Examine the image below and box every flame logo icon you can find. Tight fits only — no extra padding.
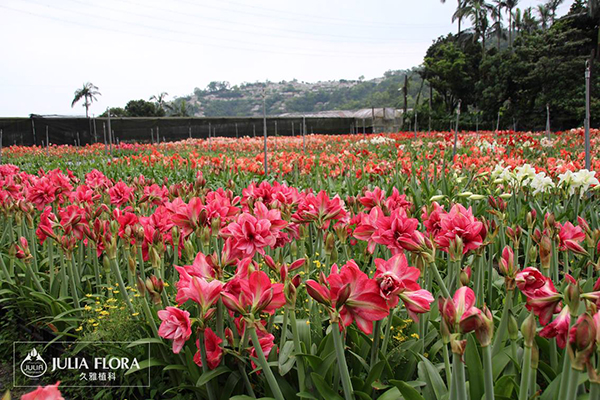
[20,348,47,378]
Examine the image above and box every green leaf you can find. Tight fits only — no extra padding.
[126,337,165,348]
[125,358,165,375]
[494,375,517,398]
[465,334,484,400]
[310,372,343,400]
[417,354,447,400]
[163,365,188,371]
[378,387,402,400]
[196,366,231,387]
[296,392,318,399]
[362,360,385,392]
[390,380,425,400]
[278,341,296,376]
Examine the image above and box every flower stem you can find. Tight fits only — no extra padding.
[590,382,600,400]
[557,350,572,400]
[199,329,217,400]
[249,326,284,400]
[482,345,495,400]
[492,291,513,355]
[429,261,450,298]
[331,324,354,400]
[370,319,382,368]
[288,306,306,393]
[518,345,532,400]
[565,368,579,400]
[279,306,288,352]
[443,343,452,389]
[451,351,467,400]
[381,307,395,355]
[110,257,135,314]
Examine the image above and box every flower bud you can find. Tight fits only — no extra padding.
[540,235,552,270]
[324,232,335,257]
[508,312,519,341]
[521,313,537,348]
[460,266,471,287]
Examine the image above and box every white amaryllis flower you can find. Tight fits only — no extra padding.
[514,163,537,185]
[559,169,599,197]
[530,172,555,195]
[491,165,515,184]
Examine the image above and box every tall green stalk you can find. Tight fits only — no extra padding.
[288,306,306,393]
[482,345,495,400]
[518,344,532,400]
[492,292,513,355]
[332,325,354,400]
[198,329,217,400]
[429,261,450,298]
[249,326,284,400]
[450,352,467,400]
[381,307,395,355]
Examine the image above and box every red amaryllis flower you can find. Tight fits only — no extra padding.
[108,181,134,207]
[36,206,58,244]
[293,190,348,229]
[58,205,88,240]
[221,270,285,317]
[26,177,57,210]
[422,201,445,237]
[540,305,571,348]
[171,197,206,238]
[353,207,384,254]
[193,327,223,370]
[558,221,587,254]
[516,267,562,325]
[569,313,597,369]
[158,306,192,354]
[439,286,482,334]
[371,208,419,255]
[21,382,64,400]
[435,204,485,255]
[373,253,433,320]
[306,260,389,334]
[220,213,278,257]
[175,276,223,321]
[175,251,217,284]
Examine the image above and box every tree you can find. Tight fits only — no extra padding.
[504,0,520,46]
[150,92,169,111]
[441,0,466,35]
[125,99,165,117]
[166,100,192,117]
[537,4,551,29]
[71,82,101,118]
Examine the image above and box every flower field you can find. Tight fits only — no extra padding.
[2,128,600,399]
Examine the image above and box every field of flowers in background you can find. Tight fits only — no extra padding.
[1,128,600,399]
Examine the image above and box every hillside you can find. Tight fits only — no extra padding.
[174,69,429,117]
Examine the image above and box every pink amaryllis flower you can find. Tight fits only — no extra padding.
[171,197,206,238]
[516,267,562,325]
[558,221,587,254]
[193,327,223,370]
[373,253,433,320]
[306,260,389,334]
[540,305,571,348]
[439,286,482,334]
[175,275,223,322]
[221,270,286,317]
[371,208,419,255]
[108,181,134,207]
[158,306,192,354]
[21,382,64,400]
[435,204,486,256]
[220,213,279,257]
[293,190,348,229]
[353,207,384,254]
[422,201,445,238]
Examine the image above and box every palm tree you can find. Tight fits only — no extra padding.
[71,82,101,118]
[462,0,493,52]
[545,0,565,24]
[522,7,539,34]
[441,0,466,35]
[166,100,192,117]
[537,4,551,29]
[503,0,519,47]
[512,8,522,37]
[150,92,169,111]
[490,0,504,50]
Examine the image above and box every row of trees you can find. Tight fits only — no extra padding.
[417,0,599,130]
[71,86,193,118]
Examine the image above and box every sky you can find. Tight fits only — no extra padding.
[0,0,572,117]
